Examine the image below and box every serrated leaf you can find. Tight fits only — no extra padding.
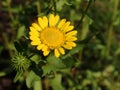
[26,70,41,88]
[42,56,66,76]
[42,64,53,76]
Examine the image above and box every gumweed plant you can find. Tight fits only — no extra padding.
[11,13,79,89]
[10,0,94,89]
[1,0,120,90]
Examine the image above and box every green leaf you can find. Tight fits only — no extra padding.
[30,54,40,64]
[47,56,66,69]
[17,25,25,39]
[80,15,93,40]
[50,74,65,90]
[26,70,41,88]
[56,0,72,11]
[42,56,66,76]
[14,70,23,83]
[42,64,53,76]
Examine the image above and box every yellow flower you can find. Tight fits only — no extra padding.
[29,14,77,57]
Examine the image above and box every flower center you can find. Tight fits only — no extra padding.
[40,27,64,49]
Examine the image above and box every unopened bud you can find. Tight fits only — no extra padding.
[12,53,31,71]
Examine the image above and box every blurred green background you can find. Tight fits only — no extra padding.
[0,0,120,90]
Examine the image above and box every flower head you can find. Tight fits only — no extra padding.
[29,14,77,57]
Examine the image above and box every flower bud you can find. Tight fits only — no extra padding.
[12,53,31,71]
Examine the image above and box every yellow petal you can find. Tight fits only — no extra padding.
[54,49,60,57]
[66,31,77,37]
[61,21,70,31]
[49,14,54,26]
[42,45,48,51]
[29,29,37,33]
[37,44,44,50]
[66,42,76,47]
[38,16,48,29]
[58,47,65,55]
[43,50,50,56]
[29,36,39,40]
[53,15,59,25]
[66,37,77,41]
[49,14,59,26]
[31,40,40,45]
[62,21,70,30]
[29,31,38,36]
[63,44,72,49]
[29,27,39,36]
[32,23,42,31]
[64,26,74,32]
[43,16,48,27]
[49,14,54,21]
[58,19,66,29]
[29,26,37,32]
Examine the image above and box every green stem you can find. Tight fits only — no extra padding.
[106,0,119,58]
[37,0,41,16]
[6,0,14,22]
[75,0,92,29]
[33,80,42,90]
[44,77,50,90]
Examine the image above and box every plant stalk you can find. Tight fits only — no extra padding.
[37,0,41,16]
[106,0,119,58]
